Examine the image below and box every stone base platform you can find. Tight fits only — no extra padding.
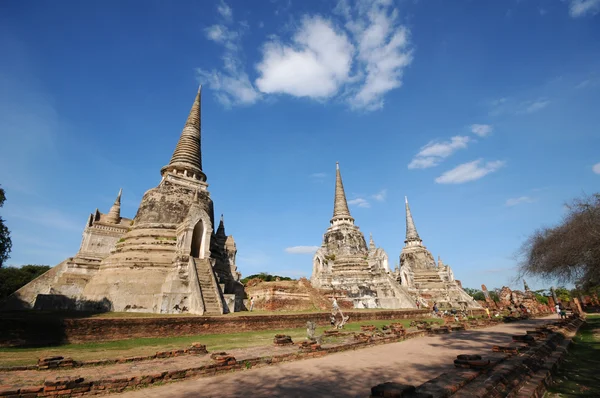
[0,309,431,347]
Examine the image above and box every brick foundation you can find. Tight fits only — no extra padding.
[0,309,430,347]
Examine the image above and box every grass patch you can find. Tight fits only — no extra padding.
[545,315,600,397]
[0,318,440,367]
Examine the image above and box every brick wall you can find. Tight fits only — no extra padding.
[1,309,430,346]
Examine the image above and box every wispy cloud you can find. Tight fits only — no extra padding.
[470,124,493,137]
[196,1,260,107]
[284,246,320,254]
[489,97,550,116]
[217,0,233,21]
[568,0,600,17]
[310,172,327,179]
[408,136,471,169]
[592,162,600,174]
[518,98,550,114]
[202,0,413,111]
[348,197,370,208]
[505,196,536,207]
[371,189,387,202]
[435,159,505,184]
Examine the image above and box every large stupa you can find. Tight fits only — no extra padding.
[5,88,245,315]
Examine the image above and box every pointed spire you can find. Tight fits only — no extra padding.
[523,279,530,291]
[216,213,226,236]
[404,196,422,245]
[161,86,206,181]
[331,162,354,224]
[369,233,376,251]
[106,188,122,224]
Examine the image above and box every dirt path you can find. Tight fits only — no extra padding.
[108,316,555,398]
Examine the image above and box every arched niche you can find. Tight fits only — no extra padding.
[190,219,205,258]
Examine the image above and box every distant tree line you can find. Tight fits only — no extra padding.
[463,287,500,302]
[0,265,50,301]
[241,272,294,285]
[0,185,12,267]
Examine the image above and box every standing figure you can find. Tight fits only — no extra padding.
[249,296,255,312]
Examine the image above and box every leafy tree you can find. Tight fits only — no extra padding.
[489,291,500,302]
[0,265,50,300]
[464,287,485,301]
[554,287,572,303]
[240,272,294,285]
[519,193,600,291]
[0,185,12,267]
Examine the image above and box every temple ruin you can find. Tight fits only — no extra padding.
[392,197,481,310]
[311,163,416,309]
[5,87,245,315]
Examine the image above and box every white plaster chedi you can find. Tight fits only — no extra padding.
[4,87,245,315]
[393,197,481,310]
[311,163,417,309]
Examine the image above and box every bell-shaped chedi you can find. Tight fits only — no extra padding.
[5,87,245,315]
[311,163,416,309]
[394,197,481,310]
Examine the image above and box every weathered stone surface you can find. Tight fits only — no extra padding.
[2,88,245,316]
[311,163,416,309]
[392,198,482,311]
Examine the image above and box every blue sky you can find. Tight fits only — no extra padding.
[1,0,599,292]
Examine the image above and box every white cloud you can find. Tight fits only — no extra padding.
[435,159,505,184]
[408,136,471,169]
[285,246,320,254]
[505,196,536,207]
[204,0,413,111]
[568,0,600,17]
[348,197,370,208]
[255,16,354,98]
[217,0,233,21]
[519,98,550,114]
[470,124,493,137]
[371,189,387,202]
[197,8,260,106]
[593,162,600,174]
[339,0,413,110]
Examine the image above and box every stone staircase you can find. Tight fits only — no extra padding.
[412,270,446,289]
[192,257,222,315]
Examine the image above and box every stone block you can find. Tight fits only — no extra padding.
[370,382,418,397]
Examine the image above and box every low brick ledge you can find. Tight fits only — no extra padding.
[512,316,586,398]
[0,345,208,372]
[369,314,583,398]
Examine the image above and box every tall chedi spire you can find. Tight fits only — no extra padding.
[216,214,226,237]
[105,188,122,224]
[160,86,206,183]
[331,162,354,225]
[404,196,422,246]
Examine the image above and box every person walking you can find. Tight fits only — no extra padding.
[485,307,491,319]
[555,303,560,318]
[249,296,255,312]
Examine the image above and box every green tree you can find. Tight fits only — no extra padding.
[464,287,485,301]
[519,193,600,290]
[240,272,294,285]
[0,265,50,300]
[0,185,12,267]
